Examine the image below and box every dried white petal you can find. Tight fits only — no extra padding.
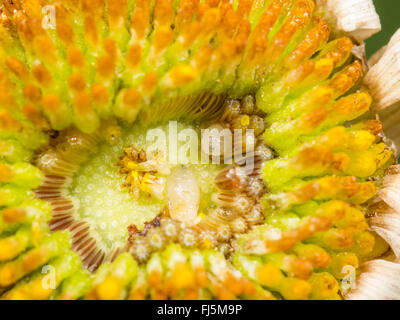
[365,29,400,110]
[369,166,400,259]
[369,203,400,259]
[346,260,400,300]
[369,45,388,67]
[378,103,400,149]
[352,43,368,71]
[321,0,381,41]
[377,165,400,211]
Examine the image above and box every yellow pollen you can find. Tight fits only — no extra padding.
[127,162,137,170]
[203,238,212,249]
[241,115,250,127]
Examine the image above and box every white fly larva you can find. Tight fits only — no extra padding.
[166,166,201,226]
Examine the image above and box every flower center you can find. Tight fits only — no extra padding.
[72,120,225,245]
[35,95,270,271]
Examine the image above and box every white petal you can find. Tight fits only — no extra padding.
[377,165,400,211]
[369,203,400,259]
[365,29,400,110]
[322,0,381,41]
[378,104,400,147]
[369,45,387,67]
[346,260,400,300]
[370,166,400,259]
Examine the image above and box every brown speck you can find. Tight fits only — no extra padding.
[128,215,162,242]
